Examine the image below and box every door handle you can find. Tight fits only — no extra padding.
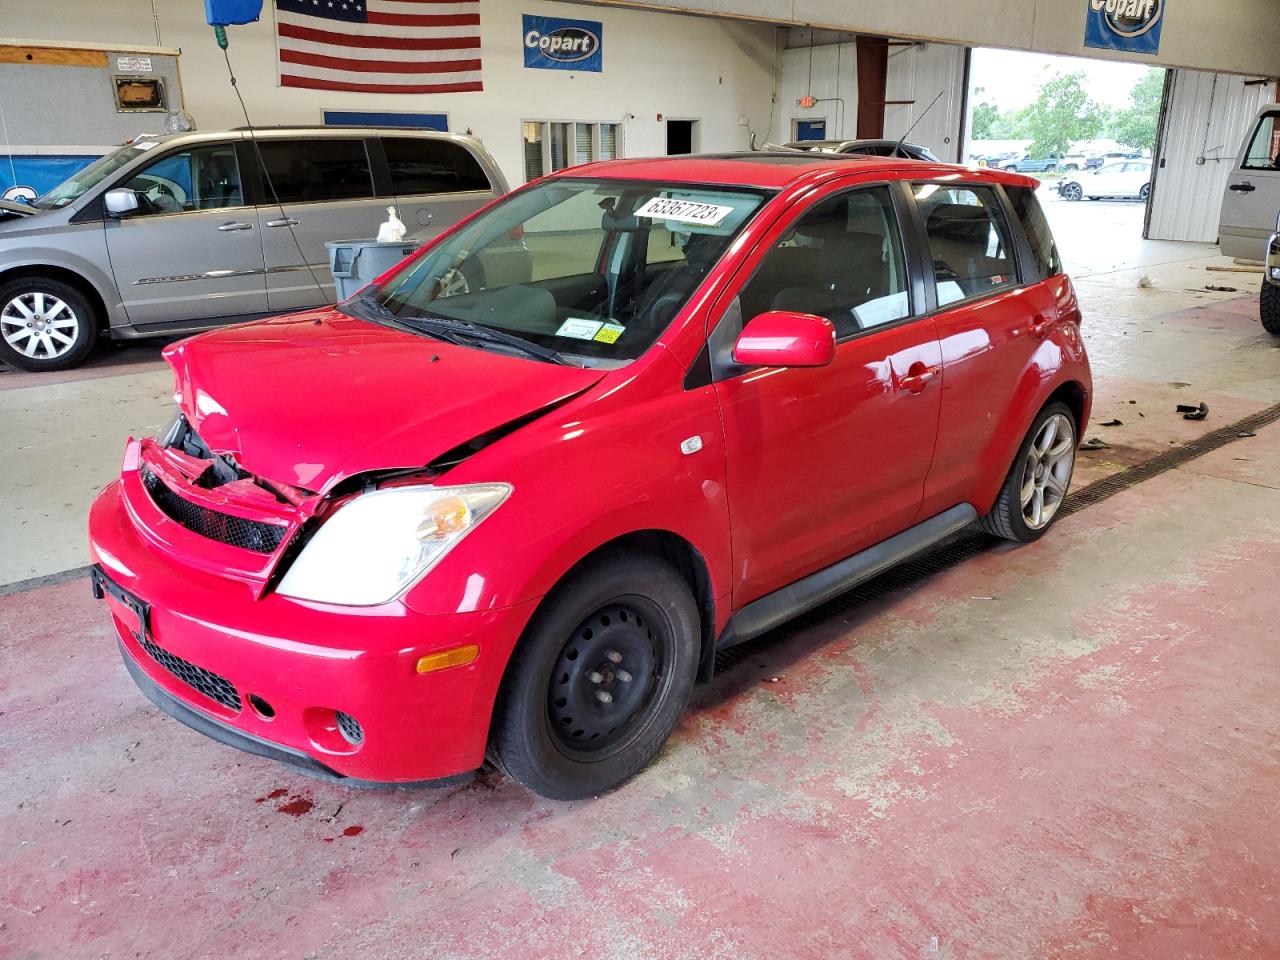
[266,217,300,227]
[1229,182,1256,193]
[217,221,253,232]
[899,363,939,393]
[1028,315,1055,339]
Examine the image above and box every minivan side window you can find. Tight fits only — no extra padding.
[737,186,911,338]
[118,144,244,214]
[255,139,375,203]
[383,137,491,195]
[916,184,1016,308]
[1243,113,1280,171]
[1005,185,1062,279]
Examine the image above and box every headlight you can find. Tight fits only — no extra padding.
[277,483,511,606]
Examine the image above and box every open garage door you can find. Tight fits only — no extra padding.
[1146,70,1278,243]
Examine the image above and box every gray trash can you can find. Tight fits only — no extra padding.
[325,239,419,301]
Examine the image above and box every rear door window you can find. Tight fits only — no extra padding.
[915,184,1017,307]
[1004,185,1062,279]
[382,137,492,196]
[255,139,375,203]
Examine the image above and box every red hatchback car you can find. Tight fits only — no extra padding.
[89,154,1090,799]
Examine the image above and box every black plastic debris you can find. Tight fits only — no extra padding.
[1079,437,1111,451]
[1100,418,1123,427]
[1177,402,1209,421]
[1205,284,1239,293]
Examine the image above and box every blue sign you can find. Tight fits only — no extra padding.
[523,14,602,73]
[1084,0,1165,56]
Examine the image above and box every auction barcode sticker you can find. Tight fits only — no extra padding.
[634,197,733,227]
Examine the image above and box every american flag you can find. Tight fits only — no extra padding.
[274,0,482,95]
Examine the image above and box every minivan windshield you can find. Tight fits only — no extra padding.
[36,142,158,209]
[361,178,771,365]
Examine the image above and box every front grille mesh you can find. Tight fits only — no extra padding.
[135,631,242,712]
[142,468,286,554]
[336,711,364,745]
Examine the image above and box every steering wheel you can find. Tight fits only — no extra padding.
[142,182,180,213]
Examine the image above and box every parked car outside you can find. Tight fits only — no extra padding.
[1219,105,1280,261]
[1002,153,1087,173]
[88,153,1091,799]
[1057,160,1152,201]
[782,139,940,162]
[0,127,511,371]
[1084,151,1141,171]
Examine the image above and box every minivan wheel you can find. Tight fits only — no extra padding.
[490,552,699,800]
[0,277,97,371]
[1261,281,1280,336]
[980,402,1077,543]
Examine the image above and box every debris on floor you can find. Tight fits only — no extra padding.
[1204,284,1239,293]
[1137,275,1154,288]
[1177,402,1210,421]
[1079,437,1112,451]
[1100,418,1123,427]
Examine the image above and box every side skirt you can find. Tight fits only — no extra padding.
[714,503,978,654]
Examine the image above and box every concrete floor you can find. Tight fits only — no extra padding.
[3,197,1280,958]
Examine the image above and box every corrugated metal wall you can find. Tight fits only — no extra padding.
[884,43,969,163]
[777,41,857,142]
[1147,70,1278,243]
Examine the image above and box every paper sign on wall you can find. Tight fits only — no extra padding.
[116,55,153,72]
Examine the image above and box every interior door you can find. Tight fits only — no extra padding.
[1220,109,1280,259]
[104,142,266,326]
[252,137,387,312]
[712,183,942,606]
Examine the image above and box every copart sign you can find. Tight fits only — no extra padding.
[523,14,603,73]
[1084,0,1165,55]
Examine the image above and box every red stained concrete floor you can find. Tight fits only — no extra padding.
[3,422,1279,959]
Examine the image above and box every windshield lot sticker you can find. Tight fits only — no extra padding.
[556,318,604,340]
[635,197,733,227]
[593,323,625,344]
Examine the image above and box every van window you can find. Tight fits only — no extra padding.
[119,144,244,214]
[255,139,374,203]
[1004,185,1061,279]
[1243,113,1280,171]
[738,186,911,338]
[382,137,491,195]
[916,184,1016,307]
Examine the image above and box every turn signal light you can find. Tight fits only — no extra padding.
[416,644,480,674]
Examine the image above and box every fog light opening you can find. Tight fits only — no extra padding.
[335,710,364,746]
[248,694,275,720]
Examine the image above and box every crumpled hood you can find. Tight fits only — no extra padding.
[164,308,604,492]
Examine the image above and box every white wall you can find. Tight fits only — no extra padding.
[589,0,1280,77]
[1147,70,1278,243]
[776,40,855,141]
[884,41,968,163]
[0,0,779,187]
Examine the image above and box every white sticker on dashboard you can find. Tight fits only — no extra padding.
[634,197,734,227]
[555,317,604,340]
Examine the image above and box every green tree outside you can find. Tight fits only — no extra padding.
[1108,68,1165,152]
[1026,71,1104,156]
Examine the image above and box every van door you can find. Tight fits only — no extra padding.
[1219,108,1280,260]
[103,142,267,327]
[253,137,388,311]
[381,135,499,244]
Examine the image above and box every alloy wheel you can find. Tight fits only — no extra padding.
[1020,413,1075,530]
[1062,183,1083,201]
[547,599,668,761]
[1,291,80,360]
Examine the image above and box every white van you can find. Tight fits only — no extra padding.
[1219,106,1280,261]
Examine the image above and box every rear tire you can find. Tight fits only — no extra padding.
[980,402,1077,544]
[0,276,98,372]
[1261,282,1280,336]
[489,552,700,800]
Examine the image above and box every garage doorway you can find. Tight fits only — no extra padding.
[666,119,698,155]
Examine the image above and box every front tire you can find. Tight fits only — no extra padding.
[1061,182,1083,201]
[0,276,97,371]
[490,552,700,800]
[1261,281,1280,336]
[980,402,1077,543]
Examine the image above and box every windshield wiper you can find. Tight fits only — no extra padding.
[403,313,578,367]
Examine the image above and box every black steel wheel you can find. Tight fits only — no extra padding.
[490,552,699,800]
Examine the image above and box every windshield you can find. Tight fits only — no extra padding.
[36,142,158,209]
[364,178,771,365]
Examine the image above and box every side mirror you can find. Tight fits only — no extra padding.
[733,311,836,368]
[104,188,139,218]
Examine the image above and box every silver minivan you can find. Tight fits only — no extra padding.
[1219,106,1280,262]
[0,127,509,371]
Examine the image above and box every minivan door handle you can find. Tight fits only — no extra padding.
[266,217,300,227]
[217,221,254,232]
[1229,182,1256,193]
